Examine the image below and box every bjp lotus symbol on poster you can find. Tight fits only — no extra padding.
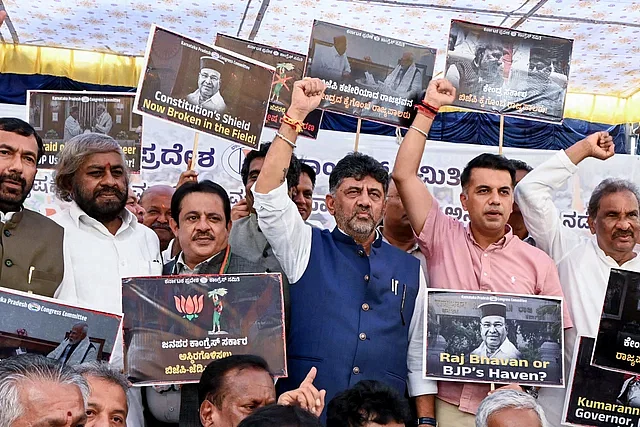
[174,295,204,321]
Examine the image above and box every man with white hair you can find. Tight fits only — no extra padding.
[76,361,130,427]
[0,354,89,427]
[475,389,548,427]
[52,132,162,427]
[47,322,97,365]
[92,104,113,135]
[186,56,227,113]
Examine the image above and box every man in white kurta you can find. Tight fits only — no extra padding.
[185,55,227,114]
[52,133,162,427]
[63,107,82,141]
[92,104,113,135]
[515,131,640,425]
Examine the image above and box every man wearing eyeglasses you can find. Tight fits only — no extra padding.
[186,56,227,114]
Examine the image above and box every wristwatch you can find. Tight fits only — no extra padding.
[416,417,437,426]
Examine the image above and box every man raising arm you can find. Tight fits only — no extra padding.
[393,79,571,426]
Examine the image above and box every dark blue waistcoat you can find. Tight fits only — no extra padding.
[276,227,420,414]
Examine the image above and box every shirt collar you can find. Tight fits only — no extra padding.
[175,248,225,274]
[591,237,640,267]
[69,201,136,233]
[0,208,20,223]
[465,223,514,250]
[378,226,420,253]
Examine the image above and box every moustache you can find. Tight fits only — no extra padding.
[0,172,27,189]
[613,230,634,239]
[192,231,215,241]
[151,221,172,231]
[94,186,125,199]
[351,208,373,220]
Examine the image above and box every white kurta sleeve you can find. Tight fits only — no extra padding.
[514,150,583,263]
[407,267,438,396]
[253,181,312,283]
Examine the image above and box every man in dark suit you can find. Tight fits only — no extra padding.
[145,180,266,426]
[0,118,65,295]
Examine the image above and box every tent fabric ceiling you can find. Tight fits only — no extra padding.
[2,0,640,99]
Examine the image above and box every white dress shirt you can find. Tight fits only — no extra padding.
[52,202,161,427]
[253,181,436,396]
[312,48,351,81]
[515,150,640,425]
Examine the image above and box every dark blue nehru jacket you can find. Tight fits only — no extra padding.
[276,227,420,415]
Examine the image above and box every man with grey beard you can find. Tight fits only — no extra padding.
[52,132,161,427]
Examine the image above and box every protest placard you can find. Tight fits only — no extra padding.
[563,336,640,426]
[134,26,275,149]
[445,20,573,123]
[215,34,323,139]
[122,273,285,385]
[592,269,640,376]
[304,20,436,128]
[424,289,564,387]
[0,287,122,364]
[26,91,142,170]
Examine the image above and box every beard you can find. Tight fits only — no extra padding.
[73,180,127,223]
[0,172,31,213]
[335,203,380,242]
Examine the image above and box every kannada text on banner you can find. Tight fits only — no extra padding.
[122,273,285,386]
[27,91,143,171]
[592,269,640,375]
[305,20,436,128]
[0,287,122,364]
[564,336,640,427]
[134,26,275,149]
[215,34,323,139]
[425,289,564,387]
[445,20,573,123]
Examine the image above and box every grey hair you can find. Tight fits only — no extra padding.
[75,361,129,407]
[475,390,548,427]
[0,355,90,426]
[587,178,640,218]
[53,133,128,202]
[74,322,89,334]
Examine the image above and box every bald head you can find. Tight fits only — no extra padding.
[140,185,175,250]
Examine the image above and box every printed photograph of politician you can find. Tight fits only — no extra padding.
[215,34,323,139]
[0,287,122,365]
[305,20,436,128]
[445,20,572,122]
[27,91,143,170]
[563,337,640,426]
[592,269,640,375]
[425,290,564,387]
[135,26,274,148]
[122,274,286,385]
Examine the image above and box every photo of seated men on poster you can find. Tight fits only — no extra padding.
[304,20,436,128]
[134,25,275,149]
[122,273,285,385]
[563,336,640,426]
[27,91,143,170]
[425,290,564,387]
[215,34,323,139]
[445,20,573,123]
[592,269,640,375]
[0,287,122,365]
